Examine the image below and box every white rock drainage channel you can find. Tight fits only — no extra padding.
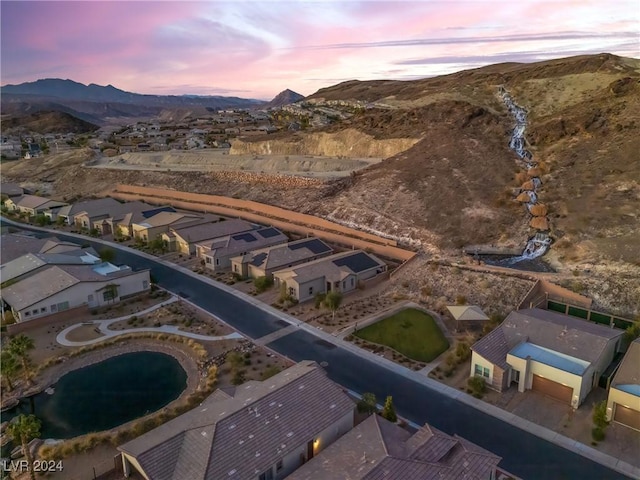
[499,87,552,263]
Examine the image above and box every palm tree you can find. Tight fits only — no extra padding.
[6,414,41,480]
[1,351,20,391]
[8,334,35,383]
[324,291,343,321]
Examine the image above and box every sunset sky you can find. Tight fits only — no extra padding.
[1,1,637,99]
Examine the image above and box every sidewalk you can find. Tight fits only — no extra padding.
[5,218,638,480]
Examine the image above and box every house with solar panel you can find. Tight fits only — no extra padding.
[272,250,387,303]
[117,361,355,480]
[470,309,624,408]
[167,218,254,255]
[197,226,289,271]
[230,237,333,280]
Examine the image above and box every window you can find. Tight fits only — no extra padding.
[57,301,70,311]
[50,304,57,312]
[276,459,283,472]
[40,307,46,313]
[143,280,149,289]
[103,289,116,302]
[25,311,31,317]
[351,278,354,287]
[206,257,211,264]
[289,287,295,296]
[308,286,313,296]
[474,364,483,376]
[88,294,94,303]
[32,309,39,316]
[215,258,219,265]
[259,469,273,480]
[483,367,490,378]
[342,281,346,289]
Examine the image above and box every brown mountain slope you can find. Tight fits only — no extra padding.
[1,110,100,134]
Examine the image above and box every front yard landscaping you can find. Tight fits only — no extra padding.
[354,308,449,362]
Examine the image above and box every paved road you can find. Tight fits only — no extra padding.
[8,226,633,480]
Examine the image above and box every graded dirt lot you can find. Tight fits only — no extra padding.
[88,149,382,178]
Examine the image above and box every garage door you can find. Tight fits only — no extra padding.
[613,404,640,431]
[531,375,573,404]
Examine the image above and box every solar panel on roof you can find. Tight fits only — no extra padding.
[256,227,281,239]
[232,232,257,242]
[141,206,176,218]
[250,252,268,267]
[289,238,331,255]
[332,252,380,273]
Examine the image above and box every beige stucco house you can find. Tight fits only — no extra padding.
[167,218,252,255]
[470,309,624,408]
[118,361,355,480]
[273,250,387,303]
[606,338,640,431]
[131,212,206,243]
[231,237,333,279]
[195,225,286,270]
[5,194,67,216]
[1,262,150,322]
[56,197,122,226]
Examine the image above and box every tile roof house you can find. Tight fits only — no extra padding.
[0,250,101,284]
[470,309,624,408]
[168,218,254,255]
[273,250,387,302]
[606,338,640,431]
[131,212,209,243]
[5,194,67,216]
[118,361,355,480]
[197,226,289,271]
[287,414,505,480]
[102,203,173,237]
[231,238,333,280]
[1,261,150,323]
[56,197,123,226]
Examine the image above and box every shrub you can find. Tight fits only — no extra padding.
[455,342,471,361]
[592,400,609,429]
[467,376,486,397]
[591,427,605,442]
[253,276,274,293]
[357,392,378,415]
[455,295,467,305]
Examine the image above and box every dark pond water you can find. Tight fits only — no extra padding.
[3,351,187,440]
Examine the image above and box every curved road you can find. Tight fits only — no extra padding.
[4,222,633,480]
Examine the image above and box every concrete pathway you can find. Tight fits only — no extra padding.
[56,296,243,347]
[6,218,638,479]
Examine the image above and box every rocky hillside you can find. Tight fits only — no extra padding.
[1,111,100,134]
[2,54,639,314]
[263,89,305,109]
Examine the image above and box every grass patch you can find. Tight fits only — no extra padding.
[354,308,449,362]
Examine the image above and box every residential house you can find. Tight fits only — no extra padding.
[5,195,67,217]
[104,204,174,237]
[1,182,24,198]
[0,233,88,264]
[198,227,288,271]
[1,250,100,284]
[273,250,387,303]
[287,414,505,480]
[56,198,123,226]
[169,218,254,255]
[1,262,150,322]
[118,361,355,480]
[231,238,333,280]
[131,212,208,243]
[606,338,640,431]
[470,309,624,408]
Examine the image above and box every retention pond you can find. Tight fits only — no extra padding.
[4,351,187,440]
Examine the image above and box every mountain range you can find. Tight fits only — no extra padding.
[0,79,303,125]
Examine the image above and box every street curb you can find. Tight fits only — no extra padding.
[3,218,638,479]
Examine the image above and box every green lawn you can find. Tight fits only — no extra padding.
[354,308,449,362]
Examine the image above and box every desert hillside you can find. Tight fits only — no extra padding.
[2,54,639,314]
